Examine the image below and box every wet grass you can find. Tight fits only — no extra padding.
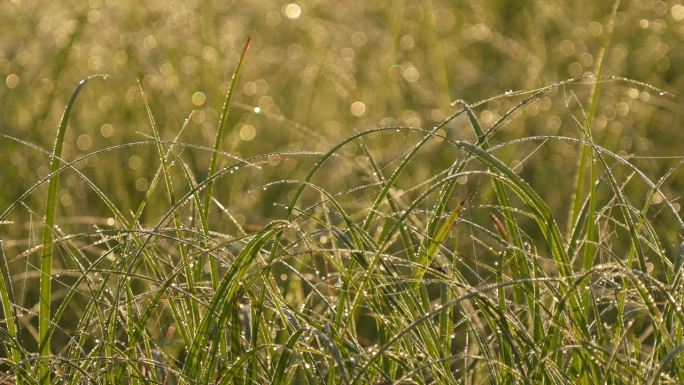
[2,1,684,384]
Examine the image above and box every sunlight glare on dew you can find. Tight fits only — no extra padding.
[283,3,301,19]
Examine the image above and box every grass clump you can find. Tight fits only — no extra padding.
[1,71,683,384]
[2,1,684,384]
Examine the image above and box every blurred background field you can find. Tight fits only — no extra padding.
[3,0,684,382]
[2,0,684,224]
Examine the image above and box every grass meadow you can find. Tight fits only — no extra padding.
[2,0,684,383]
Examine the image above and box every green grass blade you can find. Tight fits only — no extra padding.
[38,74,106,384]
[0,240,22,373]
[201,37,252,287]
[271,329,305,385]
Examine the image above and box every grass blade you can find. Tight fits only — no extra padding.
[38,74,106,384]
[201,37,252,287]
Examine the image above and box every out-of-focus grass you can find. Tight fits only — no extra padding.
[1,0,684,384]
[2,0,684,220]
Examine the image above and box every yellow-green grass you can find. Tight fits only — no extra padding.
[1,1,684,384]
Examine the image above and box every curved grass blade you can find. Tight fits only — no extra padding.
[38,74,106,384]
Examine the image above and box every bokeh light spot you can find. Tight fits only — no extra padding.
[672,4,684,21]
[5,74,19,88]
[128,155,143,170]
[284,3,301,19]
[239,124,257,141]
[100,123,114,138]
[76,134,92,151]
[350,101,366,117]
[192,91,206,106]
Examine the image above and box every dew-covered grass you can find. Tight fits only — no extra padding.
[2,1,684,384]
